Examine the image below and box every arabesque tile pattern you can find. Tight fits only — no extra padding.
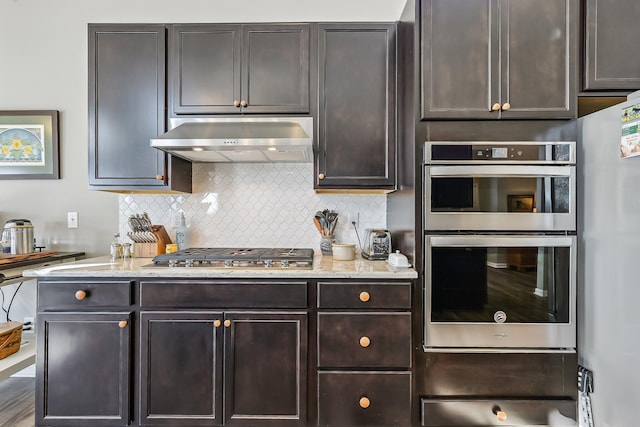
[119,163,386,252]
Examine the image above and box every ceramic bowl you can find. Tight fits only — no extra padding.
[332,243,356,261]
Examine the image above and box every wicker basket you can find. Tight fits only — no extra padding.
[0,321,23,360]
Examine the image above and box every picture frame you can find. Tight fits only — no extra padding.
[507,194,535,212]
[0,110,59,179]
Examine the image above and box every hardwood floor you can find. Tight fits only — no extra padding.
[0,377,35,427]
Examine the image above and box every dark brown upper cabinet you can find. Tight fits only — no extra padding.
[88,24,191,192]
[316,23,397,192]
[583,0,640,91]
[421,0,577,120]
[169,23,310,115]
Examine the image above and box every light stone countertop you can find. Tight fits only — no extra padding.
[23,254,417,280]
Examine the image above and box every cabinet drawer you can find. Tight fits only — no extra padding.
[421,398,577,426]
[140,281,307,308]
[318,312,411,368]
[38,280,133,309]
[317,282,411,309]
[318,371,411,427]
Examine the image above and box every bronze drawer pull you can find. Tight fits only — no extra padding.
[224,319,231,327]
[359,336,371,348]
[74,290,87,301]
[359,396,370,409]
[501,102,511,111]
[491,102,501,111]
[214,320,222,328]
[359,291,370,302]
[118,320,128,329]
[492,405,507,421]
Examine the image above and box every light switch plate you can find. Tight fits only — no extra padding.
[67,212,78,228]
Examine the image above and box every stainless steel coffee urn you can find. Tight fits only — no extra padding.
[2,219,35,255]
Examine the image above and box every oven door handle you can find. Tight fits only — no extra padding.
[427,165,574,177]
[427,234,577,247]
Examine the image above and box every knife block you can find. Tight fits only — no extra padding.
[133,225,172,258]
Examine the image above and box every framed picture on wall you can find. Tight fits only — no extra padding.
[0,110,59,179]
[507,194,535,212]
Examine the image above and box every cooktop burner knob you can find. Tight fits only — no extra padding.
[281,259,290,268]
[224,259,233,267]
[185,259,194,268]
[264,259,273,268]
[168,259,178,268]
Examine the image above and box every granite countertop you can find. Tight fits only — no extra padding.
[23,254,417,279]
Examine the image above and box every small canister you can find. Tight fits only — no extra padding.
[3,219,34,255]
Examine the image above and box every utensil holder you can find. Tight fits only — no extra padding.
[320,234,335,256]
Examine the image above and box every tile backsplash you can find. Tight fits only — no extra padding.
[119,163,386,252]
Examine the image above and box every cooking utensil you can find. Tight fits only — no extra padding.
[313,217,324,235]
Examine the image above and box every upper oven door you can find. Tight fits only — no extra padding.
[424,164,576,231]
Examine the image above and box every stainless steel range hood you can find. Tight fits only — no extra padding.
[151,117,313,163]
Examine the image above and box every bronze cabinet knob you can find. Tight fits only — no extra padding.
[240,100,248,108]
[224,319,231,327]
[155,174,164,181]
[359,336,371,348]
[359,291,370,302]
[214,320,222,328]
[318,173,325,180]
[359,397,370,409]
[491,103,501,111]
[233,100,241,108]
[75,290,87,301]
[501,102,511,111]
[492,405,508,421]
[118,320,128,329]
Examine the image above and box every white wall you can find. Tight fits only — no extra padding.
[0,0,406,326]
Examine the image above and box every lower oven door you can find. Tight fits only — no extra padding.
[424,234,576,351]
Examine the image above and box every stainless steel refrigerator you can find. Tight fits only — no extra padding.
[578,90,640,426]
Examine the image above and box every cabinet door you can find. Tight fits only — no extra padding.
[170,24,310,115]
[242,24,310,113]
[224,312,307,427]
[170,24,241,114]
[421,0,499,120]
[317,23,396,190]
[139,311,223,426]
[88,25,190,192]
[584,0,640,91]
[500,0,576,119]
[36,312,131,426]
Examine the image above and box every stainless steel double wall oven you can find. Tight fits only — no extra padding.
[423,141,577,350]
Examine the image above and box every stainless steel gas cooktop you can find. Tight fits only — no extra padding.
[146,247,315,269]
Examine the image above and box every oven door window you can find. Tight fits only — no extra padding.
[429,242,572,324]
[427,167,572,214]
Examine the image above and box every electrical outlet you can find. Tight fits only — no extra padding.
[67,212,78,228]
[348,212,360,228]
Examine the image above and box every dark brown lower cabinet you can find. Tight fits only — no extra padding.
[318,371,412,427]
[36,312,132,427]
[421,398,577,426]
[140,311,307,427]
